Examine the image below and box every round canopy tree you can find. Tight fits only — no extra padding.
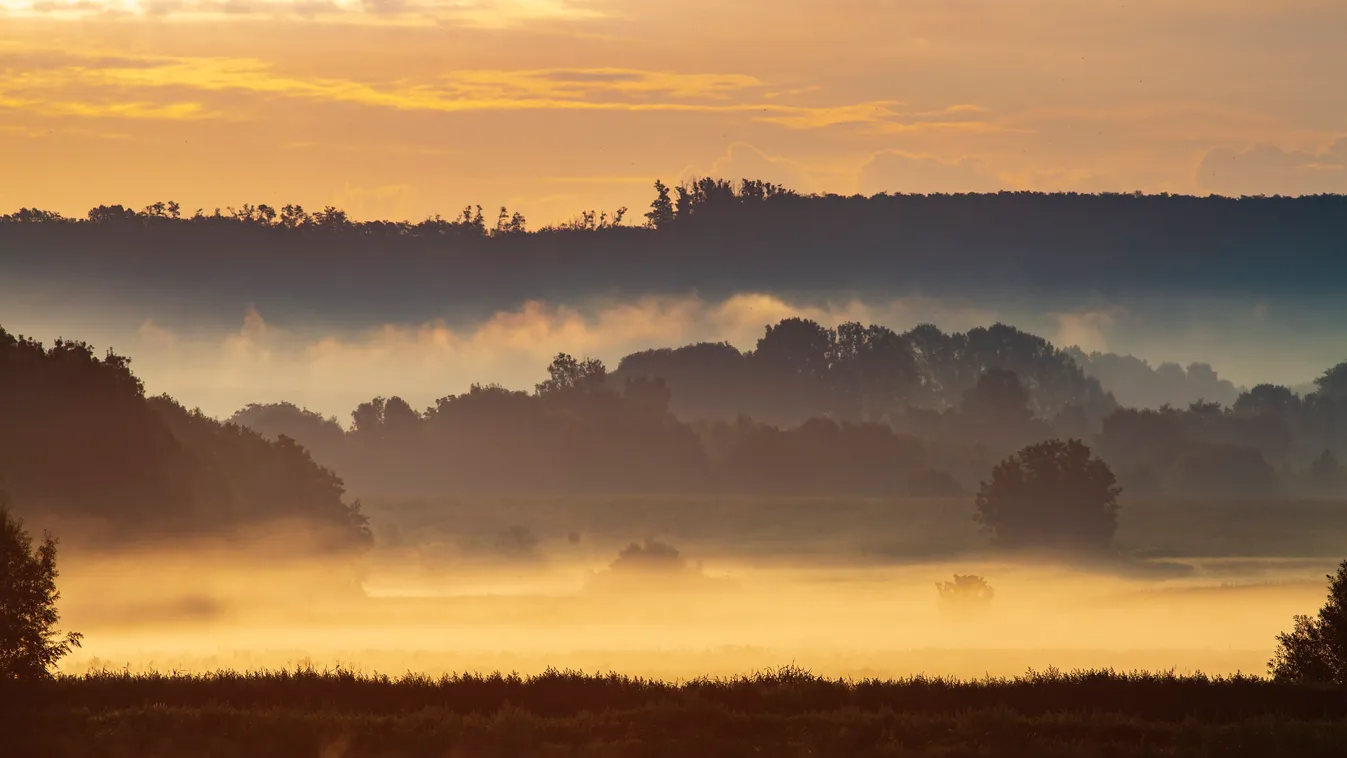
[974,438,1121,550]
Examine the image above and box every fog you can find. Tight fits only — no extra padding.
[52,508,1333,681]
[5,291,1344,419]
[9,275,1347,684]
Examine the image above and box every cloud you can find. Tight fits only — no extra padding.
[857,151,1003,195]
[0,93,213,120]
[1050,309,1121,354]
[331,183,414,220]
[359,0,404,14]
[685,142,814,191]
[1196,139,1347,196]
[6,0,602,24]
[0,48,908,129]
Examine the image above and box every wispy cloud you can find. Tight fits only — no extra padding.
[3,0,603,25]
[0,93,212,120]
[0,47,957,131]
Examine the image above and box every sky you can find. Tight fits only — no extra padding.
[3,0,1346,224]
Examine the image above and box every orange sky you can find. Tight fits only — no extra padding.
[2,0,1344,223]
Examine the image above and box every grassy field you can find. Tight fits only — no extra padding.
[11,667,1347,757]
[50,493,1347,685]
[34,493,1347,755]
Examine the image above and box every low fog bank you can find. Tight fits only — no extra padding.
[51,513,1338,681]
[4,291,1341,419]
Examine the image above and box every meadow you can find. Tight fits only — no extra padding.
[49,493,1347,684]
[26,494,1347,756]
[11,667,1347,757]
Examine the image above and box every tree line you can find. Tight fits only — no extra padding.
[230,319,1347,500]
[3,314,1345,543]
[5,179,1346,328]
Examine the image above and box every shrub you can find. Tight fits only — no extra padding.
[936,574,994,616]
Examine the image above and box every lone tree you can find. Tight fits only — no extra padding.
[1269,560,1347,683]
[974,438,1121,550]
[936,574,994,617]
[0,490,82,679]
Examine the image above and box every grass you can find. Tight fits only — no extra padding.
[10,667,1347,756]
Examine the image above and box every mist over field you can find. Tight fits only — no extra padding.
[8,192,1347,693]
[48,501,1338,682]
[6,0,1347,751]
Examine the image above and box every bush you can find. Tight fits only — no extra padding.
[609,539,688,575]
[0,491,82,680]
[935,574,994,616]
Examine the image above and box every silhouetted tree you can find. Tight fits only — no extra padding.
[1069,349,1241,410]
[975,439,1121,550]
[228,402,346,469]
[0,325,373,547]
[1310,449,1343,492]
[0,491,82,680]
[1270,560,1347,683]
[645,180,675,229]
[753,318,833,381]
[1234,384,1302,417]
[1314,362,1347,401]
[830,322,920,421]
[962,368,1033,423]
[536,354,607,396]
[622,376,674,417]
[609,539,687,575]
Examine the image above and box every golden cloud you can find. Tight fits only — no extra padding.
[2,0,603,26]
[0,47,939,131]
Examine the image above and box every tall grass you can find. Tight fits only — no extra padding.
[10,665,1347,721]
[9,667,1347,757]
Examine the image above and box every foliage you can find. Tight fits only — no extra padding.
[10,667,1347,757]
[0,329,369,546]
[1269,560,1347,684]
[615,321,1113,427]
[536,353,608,396]
[0,493,81,680]
[1068,348,1241,410]
[935,574,994,613]
[975,439,1121,550]
[608,539,688,575]
[221,315,1347,501]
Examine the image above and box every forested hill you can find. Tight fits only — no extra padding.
[3,182,1345,324]
[0,328,371,549]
